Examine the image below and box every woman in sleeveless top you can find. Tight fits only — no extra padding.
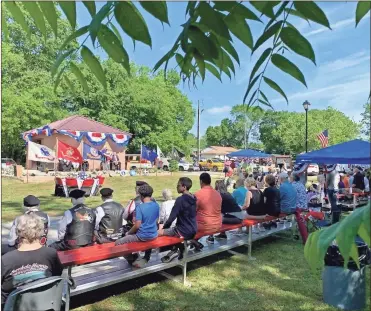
[242,178,268,219]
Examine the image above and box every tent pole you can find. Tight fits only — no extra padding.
[26,144,29,184]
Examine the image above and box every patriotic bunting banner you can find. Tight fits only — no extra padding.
[57,130,84,142]
[22,126,52,143]
[108,133,130,147]
[85,132,107,146]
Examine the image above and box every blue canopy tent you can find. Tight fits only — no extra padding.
[227,149,272,158]
[295,139,370,164]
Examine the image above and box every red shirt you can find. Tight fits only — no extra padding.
[195,186,222,232]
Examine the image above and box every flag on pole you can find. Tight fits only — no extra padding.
[141,145,158,162]
[28,141,55,163]
[57,140,83,163]
[82,143,102,160]
[170,147,185,160]
[157,145,165,159]
[316,129,329,148]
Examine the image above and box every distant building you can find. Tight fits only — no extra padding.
[201,146,238,160]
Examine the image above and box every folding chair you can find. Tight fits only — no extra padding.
[3,276,71,311]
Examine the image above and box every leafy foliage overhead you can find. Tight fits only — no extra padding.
[3,1,369,108]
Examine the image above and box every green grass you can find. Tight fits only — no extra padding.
[72,235,370,311]
[2,175,369,311]
[1,174,205,222]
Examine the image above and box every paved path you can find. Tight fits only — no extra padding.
[2,216,62,246]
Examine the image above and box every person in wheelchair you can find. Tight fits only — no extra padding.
[1,214,63,307]
[3,195,49,255]
[94,188,125,243]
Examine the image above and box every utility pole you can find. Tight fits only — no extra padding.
[197,100,201,162]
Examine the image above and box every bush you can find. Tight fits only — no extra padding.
[169,160,179,172]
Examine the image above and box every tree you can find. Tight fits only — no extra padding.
[360,102,370,139]
[259,107,360,154]
[4,1,369,109]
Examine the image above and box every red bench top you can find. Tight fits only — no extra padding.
[58,217,282,266]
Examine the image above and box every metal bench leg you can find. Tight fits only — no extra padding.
[247,226,256,261]
[182,241,191,287]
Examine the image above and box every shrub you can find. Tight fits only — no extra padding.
[169,160,179,172]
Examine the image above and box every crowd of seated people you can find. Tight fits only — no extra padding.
[2,169,321,305]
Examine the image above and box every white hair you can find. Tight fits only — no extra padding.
[23,205,40,212]
[162,189,172,201]
[17,214,45,243]
[71,197,85,206]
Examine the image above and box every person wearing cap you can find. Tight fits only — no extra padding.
[325,164,341,224]
[278,172,297,214]
[3,195,50,255]
[49,189,96,250]
[94,188,125,244]
[122,181,149,227]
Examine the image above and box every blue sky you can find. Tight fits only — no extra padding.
[76,2,370,136]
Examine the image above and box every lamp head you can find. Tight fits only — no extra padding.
[303,100,311,111]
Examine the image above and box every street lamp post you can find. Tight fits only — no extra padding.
[303,100,311,153]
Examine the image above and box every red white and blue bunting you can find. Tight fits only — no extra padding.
[85,132,107,146]
[22,127,131,148]
[108,133,130,147]
[56,130,84,142]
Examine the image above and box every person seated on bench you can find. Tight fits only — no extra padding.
[242,178,268,219]
[232,178,248,209]
[291,173,308,210]
[122,181,148,227]
[193,173,222,247]
[159,189,176,229]
[3,195,50,255]
[263,174,281,217]
[159,177,197,263]
[279,172,297,215]
[115,184,160,268]
[94,188,125,244]
[49,189,96,251]
[1,214,63,308]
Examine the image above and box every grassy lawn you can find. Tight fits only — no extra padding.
[2,174,369,311]
[1,174,208,222]
[71,234,370,311]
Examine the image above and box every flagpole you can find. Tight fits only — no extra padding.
[26,143,29,184]
[55,137,59,174]
[140,142,142,176]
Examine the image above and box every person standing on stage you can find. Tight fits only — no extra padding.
[49,189,96,251]
[3,195,50,255]
[94,188,125,243]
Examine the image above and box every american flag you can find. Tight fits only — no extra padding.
[317,129,329,148]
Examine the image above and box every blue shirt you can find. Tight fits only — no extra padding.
[279,181,297,214]
[232,186,248,207]
[292,181,307,209]
[135,201,160,240]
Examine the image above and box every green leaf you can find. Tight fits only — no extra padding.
[316,222,341,271]
[304,230,321,271]
[114,2,152,47]
[64,75,76,94]
[280,26,316,64]
[213,35,240,65]
[362,204,370,236]
[89,2,112,45]
[252,21,282,54]
[153,48,176,72]
[198,2,231,40]
[250,1,280,18]
[188,25,219,60]
[349,242,360,269]
[271,54,307,87]
[194,50,206,81]
[22,2,46,38]
[358,223,370,245]
[109,22,123,45]
[259,91,271,106]
[140,1,169,25]
[263,76,288,104]
[38,1,58,37]
[97,24,130,74]
[248,89,258,107]
[294,1,331,29]
[2,7,8,41]
[59,26,89,51]
[356,1,371,27]
[285,8,310,24]
[213,1,261,22]
[51,49,74,77]
[205,62,222,81]
[80,45,107,90]
[186,1,197,16]
[82,1,96,17]
[243,73,261,103]
[5,2,29,35]
[53,67,66,93]
[225,13,253,49]
[58,1,76,29]
[70,62,89,95]
[250,48,271,83]
[264,1,289,31]
[258,99,273,109]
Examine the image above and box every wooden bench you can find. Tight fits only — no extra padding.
[58,214,294,296]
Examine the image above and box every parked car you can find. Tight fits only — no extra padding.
[198,158,225,172]
[178,160,191,171]
[307,164,319,176]
[158,158,191,171]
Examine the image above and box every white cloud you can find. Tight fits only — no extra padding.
[304,18,354,37]
[205,105,232,114]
